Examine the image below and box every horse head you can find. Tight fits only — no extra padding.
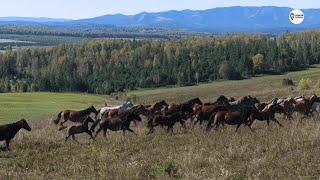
[310,94,320,103]
[88,105,98,115]
[190,98,202,105]
[18,119,32,131]
[159,100,168,107]
[217,95,229,104]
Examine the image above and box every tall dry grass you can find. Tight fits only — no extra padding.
[1,114,320,179]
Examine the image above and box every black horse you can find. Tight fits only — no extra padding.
[0,119,31,151]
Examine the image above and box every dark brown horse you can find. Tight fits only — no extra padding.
[94,109,142,137]
[0,119,31,151]
[206,106,256,132]
[249,104,284,127]
[65,117,95,144]
[280,98,296,120]
[147,112,188,134]
[294,95,320,117]
[52,105,98,130]
[146,100,168,112]
[167,98,202,113]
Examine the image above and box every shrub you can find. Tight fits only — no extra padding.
[126,94,138,103]
[282,78,294,86]
[162,159,179,177]
[298,78,312,90]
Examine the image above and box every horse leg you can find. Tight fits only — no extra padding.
[147,126,155,135]
[126,128,137,136]
[65,134,71,141]
[86,130,95,140]
[95,127,103,137]
[267,119,270,126]
[168,125,174,135]
[273,118,283,127]
[5,139,11,151]
[235,124,241,132]
[103,129,107,137]
[166,126,170,133]
[72,135,81,145]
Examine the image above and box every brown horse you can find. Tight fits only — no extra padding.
[52,105,98,130]
[193,103,229,125]
[147,112,187,134]
[0,119,31,151]
[167,98,202,113]
[65,117,95,144]
[94,109,142,137]
[294,95,320,117]
[249,104,284,127]
[108,105,150,118]
[280,98,296,120]
[206,106,256,132]
[146,100,168,112]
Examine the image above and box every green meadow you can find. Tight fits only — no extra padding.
[0,92,112,123]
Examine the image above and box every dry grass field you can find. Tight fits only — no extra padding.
[1,66,320,179]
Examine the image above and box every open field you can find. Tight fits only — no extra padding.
[1,66,320,179]
[0,92,115,123]
[127,65,320,104]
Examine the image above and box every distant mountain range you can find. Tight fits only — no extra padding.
[1,6,320,33]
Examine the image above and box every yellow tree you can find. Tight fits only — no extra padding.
[252,53,265,72]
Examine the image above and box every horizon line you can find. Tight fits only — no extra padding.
[0,5,312,21]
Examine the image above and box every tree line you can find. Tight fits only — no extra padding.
[0,31,319,94]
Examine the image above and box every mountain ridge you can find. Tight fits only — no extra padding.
[1,6,320,33]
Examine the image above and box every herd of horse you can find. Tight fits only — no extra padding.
[51,94,320,143]
[1,94,320,150]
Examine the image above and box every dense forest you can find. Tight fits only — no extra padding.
[0,24,206,40]
[0,31,319,94]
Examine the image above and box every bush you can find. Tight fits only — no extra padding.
[161,159,179,177]
[126,94,138,103]
[298,78,312,90]
[282,78,294,86]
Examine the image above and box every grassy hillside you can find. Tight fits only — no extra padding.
[128,65,320,104]
[1,66,320,179]
[0,92,115,123]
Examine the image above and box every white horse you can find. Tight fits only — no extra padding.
[96,101,134,119]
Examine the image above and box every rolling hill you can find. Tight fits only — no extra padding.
[1,6,320,33]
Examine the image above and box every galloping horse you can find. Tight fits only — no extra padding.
[294,95,320,117]
[96,101,134,119]
[279,97,296,120]
[90,105,147,133]
[145,100,168,115]
[206,106,256,132]
[166,98,202,113]
[94,108,142,137]
[52,105,98,130]
[249,104,284,127]
[193,104,229,125]
[147,112,188,134]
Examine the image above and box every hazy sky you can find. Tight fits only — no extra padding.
[1,0,319,19]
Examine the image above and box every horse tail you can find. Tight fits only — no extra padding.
[52,111,62,125]
[90,118,101,132]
